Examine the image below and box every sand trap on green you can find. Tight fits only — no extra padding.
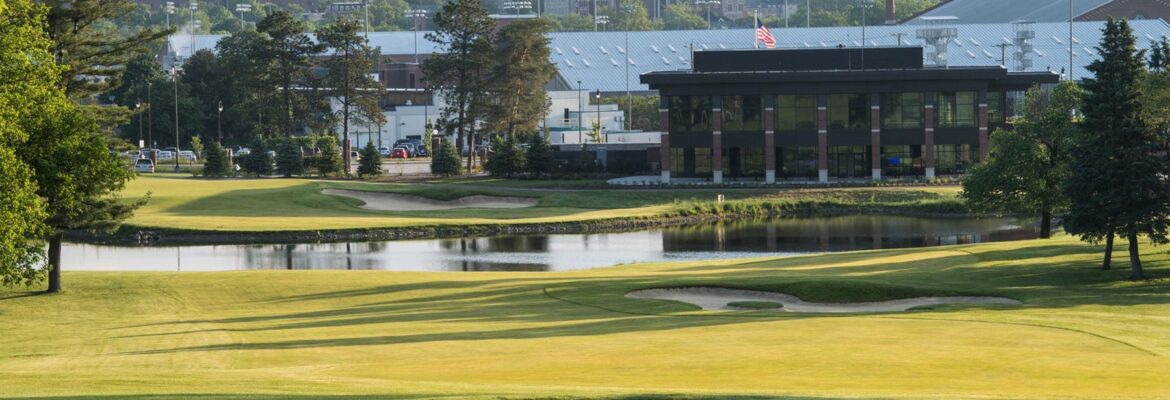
[626,287,1021,313]
[323,188,538,211]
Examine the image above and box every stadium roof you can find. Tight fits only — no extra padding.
[167,19,1170,93]
[903,0,1113,25]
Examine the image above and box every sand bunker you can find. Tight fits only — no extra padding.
[626,287,1021,313]
[323,189,538,211]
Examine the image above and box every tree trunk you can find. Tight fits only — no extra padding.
[1102,229,1114,270]
[1039,210,1052,239]
[47,232,63,293]
[1127,228,1146,280]
[466,123,476,173]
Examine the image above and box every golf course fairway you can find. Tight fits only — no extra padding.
[3,234,1170,399]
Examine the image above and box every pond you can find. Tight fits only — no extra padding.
[62,216,1038,272]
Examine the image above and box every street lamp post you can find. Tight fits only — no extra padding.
[147,82,153,157]
[136,100,143,148]
[595,89,601,143]
[622,3,633,131]
[171,65,181,172]
[217,100,223,143]
[406,9,427,64]
[576,80,582,143]
[858,0,873,65]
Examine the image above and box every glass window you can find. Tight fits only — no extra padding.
[881,93,923,129]
[668,96,711,133]
[829,94,868,130]
[742,147,765,177]
[779,146,818,179]
[775,95,818,131]
[694,147,712,174]
[934,144,978,175]
[721,96,763,131]
[937,91,976,128]
[987,92,1004,124]
[670,147,686,177]
[829,146,871,178]
[881,145,924,177]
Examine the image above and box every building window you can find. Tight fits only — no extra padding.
[829,94,868,130]
[775,95,817,131]
[779,146,818,179]
[881,93,923,129]
[670,147,686,176]
[694,147,712,175]
[881,145,924,177]
[721,95,763,131]
[934,144,978,175]
[987,92,1004,124]
[937,91,976,128]
[669,95,711,133]
[829,146,871,178]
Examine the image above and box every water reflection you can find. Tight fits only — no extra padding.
[63,216,1037,272]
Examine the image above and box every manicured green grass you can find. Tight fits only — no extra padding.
[118,175,964,232]
[726,301,783,309]
[3,235,1170,399]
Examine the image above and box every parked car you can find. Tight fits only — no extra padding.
[379,146,391,157]
[350,150,360,160]
[235,147,251,156]
[390,147,409,158]
[134,158,155,173]
[414,143,429,157]
[157,150,175,161]
[179,150,198,162]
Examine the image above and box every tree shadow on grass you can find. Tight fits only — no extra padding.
[8,394,839,400]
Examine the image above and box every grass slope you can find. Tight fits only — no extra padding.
[118,175,964,232]
[3,235,1170,399]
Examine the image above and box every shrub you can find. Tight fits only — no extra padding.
[431,138,462,177]
[315,136,343,177]
[202,141,231,178]
[357,141,382,178]
[274,140,304,177]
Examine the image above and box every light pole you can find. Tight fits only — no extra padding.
[623,3,632,131]
[170,65,181,172]
[576,80,582,143]
[595,15,608,31]
[189,0,197,59]
[136,100,143,152]
[858,0,873,65]
[235,3,252,27]
[694,0,720,29]
[165,1,174,28]
[406,9,427,64]
[147,81,153,154]
[806,0,809,27]
[595,89,601,143]
[503,0,531,15]
[217,100,223,143]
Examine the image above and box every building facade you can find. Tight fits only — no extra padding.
[641,47,1060,184]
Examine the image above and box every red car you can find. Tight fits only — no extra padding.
[390,147,410,158]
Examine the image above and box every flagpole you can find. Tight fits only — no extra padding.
[754,10,759,49]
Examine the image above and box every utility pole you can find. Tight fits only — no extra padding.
[171,65,181,172]
[806,0,809,27]
[217,100,223,143]
[995,43,1012,67]
[892,32,905,45]
[1069,0,1074,80]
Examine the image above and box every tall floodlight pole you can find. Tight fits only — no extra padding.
[189,0,197,59]
[593,0,597,31]
[147,82,153,151]
[577,80,582,143]
[407,9,427,64]
[236,3,252,27]
[806,0,809,27]
[217,100,223,143]
[595,90,602,143]
[858,0,873,65]
[1069,0,1074,80]
[624,3,631,131]
[166,1,174,28]
[171,65,181,172]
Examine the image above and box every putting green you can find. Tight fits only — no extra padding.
[3,235,1170,399]
[116,175,964,232]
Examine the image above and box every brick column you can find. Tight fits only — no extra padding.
[816,95,828,183]
[870,93,881,181]
[764,96,775,184]
[924,92,936,180]
[978,97,989,162]
[712,96,723,183]
[659,96,670,184]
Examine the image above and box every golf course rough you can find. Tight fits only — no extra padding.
[4,235,1170,399]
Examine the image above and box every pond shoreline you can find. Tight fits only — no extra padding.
[66,206,1007,246]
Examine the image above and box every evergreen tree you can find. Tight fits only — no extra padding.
[484,19,556,139]
[1065,18,1170,279]
[315,135,343,177]
[962,82,1081,238]
[240,142,274,176]
[486,135,525,177]
[202,141,231,177]
[274,139,304,177]
[318,17,386,175]
[525,132,555,175]
[257,11,322,136]
[357,141,383,178]
[431,138,463,177]
[423,0,495,172]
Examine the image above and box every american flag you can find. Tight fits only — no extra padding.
[756,18,775,48]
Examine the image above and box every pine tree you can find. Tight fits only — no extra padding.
[486,135,525,177]
[318,17,386,175]
[257,11,322,136]
[202,141,231,177]
[962,82,1081,238]
[525,132,555,175]
[484,19,556,139]
[431,138,463,177]
[315,135,343,177]
[423,0,495,173]
[1065,18,1170,279]
[357,141,383,178]
[240,142,274,176]
[274,139,304,177]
